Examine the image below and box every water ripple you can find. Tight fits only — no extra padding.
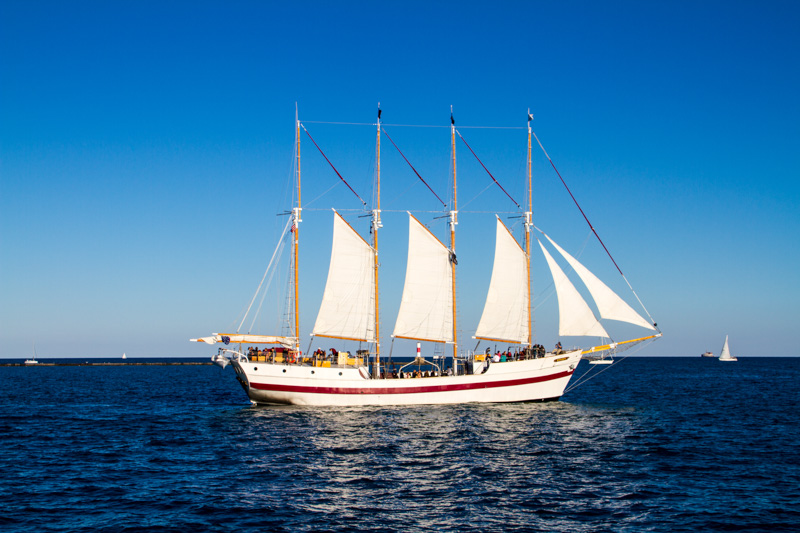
[2,358,799,531]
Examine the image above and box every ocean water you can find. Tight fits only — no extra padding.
[1,357,798,532]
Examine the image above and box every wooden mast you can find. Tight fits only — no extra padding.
[373,105,382,377]
[526,111,533,348]
[450,107,458,364]
[293,105,302,353]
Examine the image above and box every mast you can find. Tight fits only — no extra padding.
[293,105,302,351]
[373,104,382,377]
[526,111,533,347]
[450,107,458,362]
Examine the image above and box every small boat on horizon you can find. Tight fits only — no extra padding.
[701,351,715,357]
[718,335,737,362]
[24,342,39,365]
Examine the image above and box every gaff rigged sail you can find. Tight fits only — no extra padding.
[392,213,453,343]
[474,217,529,344]
[312,211,376,342]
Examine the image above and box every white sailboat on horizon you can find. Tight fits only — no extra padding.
[192,107,661,406]
[24,342,38,365]
[719,335,737,362]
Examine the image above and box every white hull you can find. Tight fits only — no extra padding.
[230,351,582,406]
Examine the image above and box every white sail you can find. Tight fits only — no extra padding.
[719,335,736,361]
[538,240,609,338]
[312,211,376,342]
[392,214,453,343]
[543,233,655,331]
[474,217,529,344]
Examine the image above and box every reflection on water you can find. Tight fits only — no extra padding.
[217,401,660,531]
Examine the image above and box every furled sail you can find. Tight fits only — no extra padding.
[312,211,376,342]
[538,240,609,338]
[190,334,297,348]
[392,213,453,343]
[474,217,529,344]
[542,233,655,331]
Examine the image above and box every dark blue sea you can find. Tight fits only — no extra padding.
[2,357,798,532]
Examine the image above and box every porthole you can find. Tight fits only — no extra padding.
[283,369,287,373]
[339,372,342,376]
[311,370,315,375]
[254,367,258,371]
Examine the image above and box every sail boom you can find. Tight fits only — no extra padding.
[392,334,454,344]
[473,335,529,345]
[313,333,376,343]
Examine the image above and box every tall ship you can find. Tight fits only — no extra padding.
[192,107,661,406]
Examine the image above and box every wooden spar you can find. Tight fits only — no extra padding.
[526,111,533,348]
[474,335,529,344]
[581,333,663,355]
[314,333,376,343]
[374,106,382,376]
[294,107,302,351]
[393,334,455,344]
[450,107,458,362]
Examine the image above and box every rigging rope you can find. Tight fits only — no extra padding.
[460,182,495,210]
[456,130,521,209]
[532,131,622,275]
[531,130,659,330]
[248,235,289,334]
[237,216,292,333]
[564,337,656,393]
[382,127,447,208]
[300,123,367,208]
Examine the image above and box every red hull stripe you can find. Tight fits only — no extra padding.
[250,370,573,396]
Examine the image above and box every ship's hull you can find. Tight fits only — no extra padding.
[229,350,582,406]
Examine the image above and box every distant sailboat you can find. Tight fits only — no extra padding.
[24,343,39,365]
[122,353,127,360]
[718,335,737,362]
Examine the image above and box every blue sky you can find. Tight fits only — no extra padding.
[1,1,798,358]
